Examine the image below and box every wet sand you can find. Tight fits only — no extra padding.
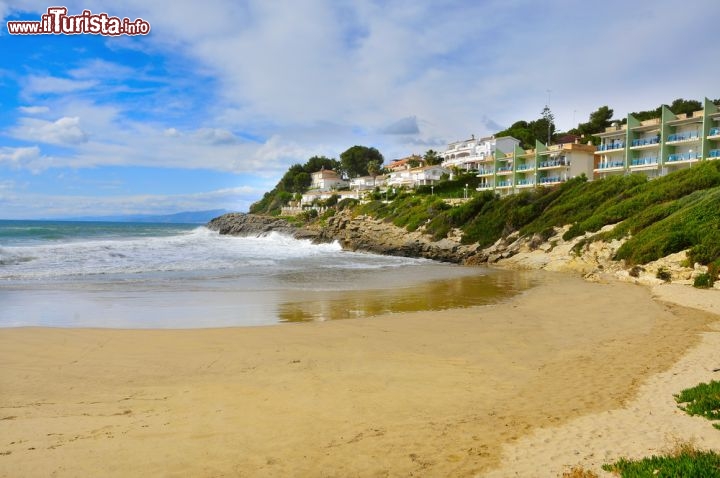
[0,272,717,477]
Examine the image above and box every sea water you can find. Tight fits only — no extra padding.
[0,220,527,328]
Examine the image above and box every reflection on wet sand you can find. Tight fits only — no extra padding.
[278,269,536,322]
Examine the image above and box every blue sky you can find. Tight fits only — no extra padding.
[1,0,719,219]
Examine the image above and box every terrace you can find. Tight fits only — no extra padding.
[596,142,625,152]
[595,160,626,170]
[630,157,659,167]
[538,158,567,169]
[538,176,563,185]
[667,152,701,163]
[515,178,535,187]
[666,132,700,143]
[630,136,660,147]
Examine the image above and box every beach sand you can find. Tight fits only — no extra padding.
[1,272,718,477]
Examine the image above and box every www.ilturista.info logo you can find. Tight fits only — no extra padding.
[7,7,151,36]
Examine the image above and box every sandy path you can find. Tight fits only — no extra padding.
[0,273,716,477]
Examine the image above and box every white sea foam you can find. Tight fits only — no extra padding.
[0,227,421,281]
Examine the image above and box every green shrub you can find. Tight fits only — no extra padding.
[693,273,714,288]
[656,267,672,282]
[675,380,720,429]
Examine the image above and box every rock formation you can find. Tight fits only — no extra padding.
[207,211,714,288]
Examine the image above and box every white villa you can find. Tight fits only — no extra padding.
[350,174,387,191]
[310,169,348,191]
[386,164,450,188]
[441,135,521,172]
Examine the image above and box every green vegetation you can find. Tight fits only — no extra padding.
[353,160,720,266]
[339,145,384,179]
[602,443,720,477]
[675,380,720,429]
[250,155,340,215]
[495,105,557,149]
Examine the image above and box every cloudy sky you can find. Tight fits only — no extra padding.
[1,0,718,219]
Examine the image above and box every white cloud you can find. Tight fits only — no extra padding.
[0,146,47,173]
[22,75,98,97]
[18,105,49,114]
[194,128,239,145]
[10,116,88,145]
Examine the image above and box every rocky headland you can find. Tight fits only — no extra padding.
[207,210,717,289]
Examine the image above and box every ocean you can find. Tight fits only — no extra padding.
[0,220,528,328]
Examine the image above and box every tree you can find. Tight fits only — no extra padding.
[569,105,614,139]
[367,160,381,187]
[340,145,384,178]
[540,105,555,145]
[408,155,421,168]
[668,98,702,116]
[293,172,311,192]
[423,149,441,166]
[305,155,340,174]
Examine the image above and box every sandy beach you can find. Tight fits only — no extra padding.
[1,272,719,477]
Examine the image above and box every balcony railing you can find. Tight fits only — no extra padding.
[708,149,720,158]
[630,158,658,167]
[539,176,562,184]
[476,169,494,176]
[667,132,700,142]
[496,180,512,187]
[539,159,567,168]
[515,164,533,171]
[667,152,701,162]
[597,142,625,152]
[709,127,720,137]
[496,166,513,172]
[516,179,534,186]
[631,136,659,147]
[596,161,625,169]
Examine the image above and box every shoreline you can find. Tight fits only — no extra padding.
[1,271,718,476]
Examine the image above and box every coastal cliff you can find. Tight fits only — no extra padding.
[206,210,476,263]
[207,210,714,288]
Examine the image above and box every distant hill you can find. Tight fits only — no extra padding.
[58,209,231,224]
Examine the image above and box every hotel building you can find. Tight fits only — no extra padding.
[594,98,720,179]
[475,140,596,196]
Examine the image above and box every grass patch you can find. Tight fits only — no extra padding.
[602,442,720,477]
[675,380,720,429]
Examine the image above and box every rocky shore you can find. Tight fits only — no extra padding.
[207,211,716,288]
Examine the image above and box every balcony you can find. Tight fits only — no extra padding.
[708,149,720,159]
[597,142,625,152]
[496,180,512,188]
[476,169,494,177]
[538,176,563,184]
[538,159,567,169]
[709,127,720,137]
[476,184,494,191]
[630,136,659,147]
[630,158,658,168]
[515,164,533,171]
[516,179,535,187]
[595,161,625,170]
[666,132,700,143]
[666,152,701,163]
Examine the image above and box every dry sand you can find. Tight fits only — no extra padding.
[0,272,718,477]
